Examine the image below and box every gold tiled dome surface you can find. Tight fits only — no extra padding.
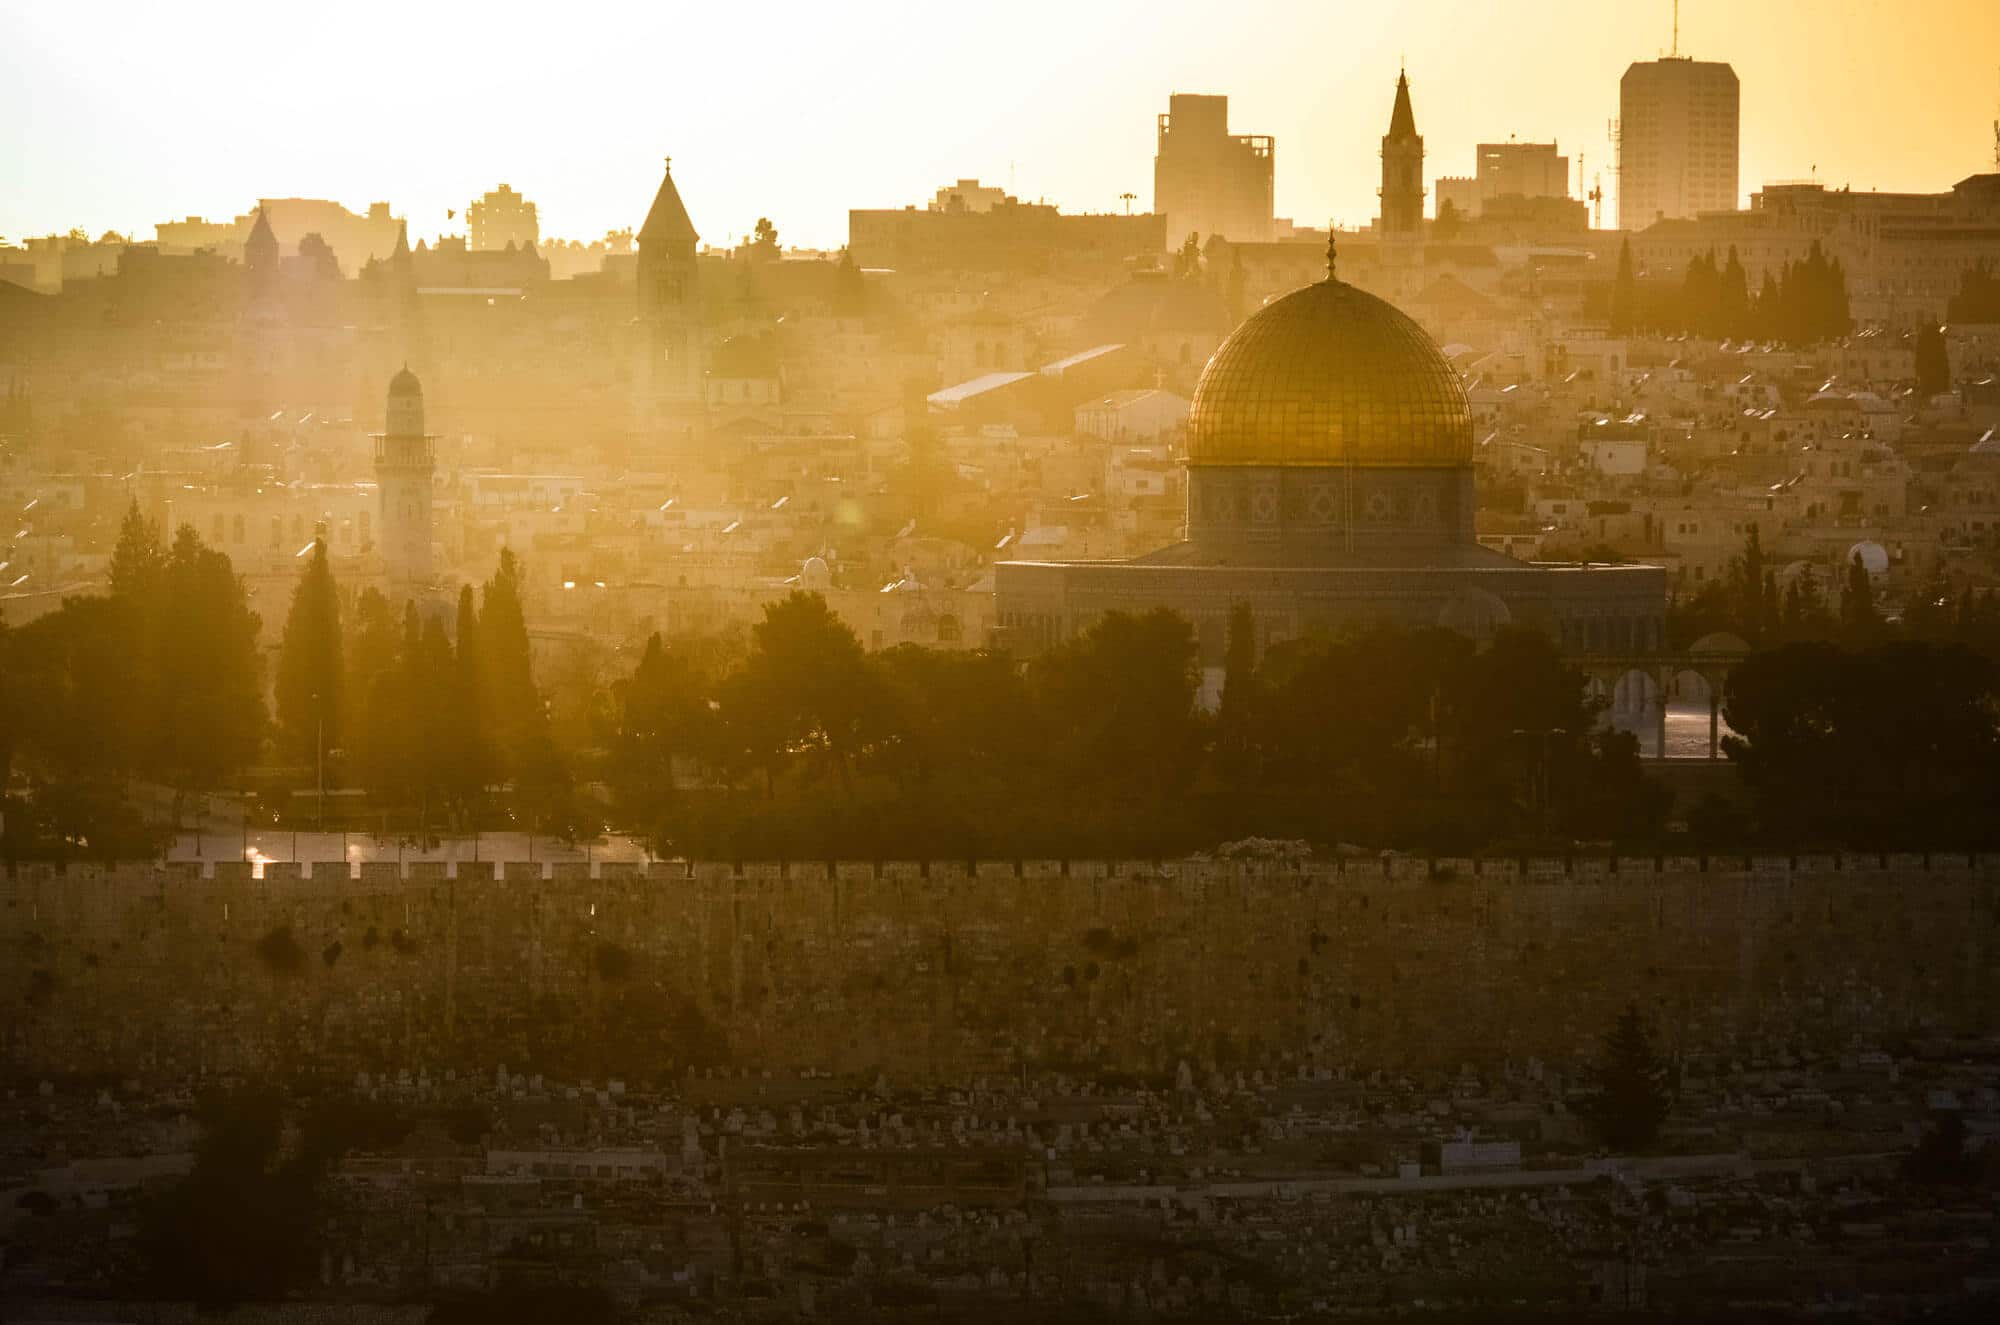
[1187,278,1473,468]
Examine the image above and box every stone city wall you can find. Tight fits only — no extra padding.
[4,855,1996,1082]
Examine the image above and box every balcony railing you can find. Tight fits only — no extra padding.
[373,436,435,467]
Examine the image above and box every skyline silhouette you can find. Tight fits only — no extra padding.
[6,0,1998,249]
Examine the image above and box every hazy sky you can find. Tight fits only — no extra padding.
[4,0,1997,251]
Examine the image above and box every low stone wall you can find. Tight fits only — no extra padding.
[5,855,1996,1082]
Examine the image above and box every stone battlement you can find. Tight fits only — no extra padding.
[5,851,1993,890]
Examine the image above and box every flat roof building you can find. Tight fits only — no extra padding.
[1437,142,1571,219]
[1618,57,1739,228]
[1154,93,1275,245]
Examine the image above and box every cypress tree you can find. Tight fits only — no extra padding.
[1914,323,1950,397]
[1840,552,1879,644]
[274,538,342,769]
[1827,254,1852,338]
[421,617,457,805]
[1948,260,2000,322]
[103,499,164,773]
[1721,246,1751,339]
[479,548,542,779]
[345,589,403,801]
[1609,239,1637,336]
[1584,1003,1673,1153]
[610,633,681,819]
[108,499,163,601]
[445,584,490,817]
[1754,271,1780,341]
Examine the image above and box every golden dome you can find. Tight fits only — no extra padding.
[1187,276,1473,468]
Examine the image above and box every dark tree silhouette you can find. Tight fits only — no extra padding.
[1214,603,1260,788]
[1905,1111,1977,1185]
[1033,607,1202,799]
[729,591,882,794]
[479,548,544,780]
[1583,1003,1672,1153]
[1609,238,1636,335]
[274,537,343,769]
[154,526,264,791]
[1914,322,1950,397]
[1839,552,1879,645]
[1948,260,2000,322]
[444,584,491,818]
[138,1089,325,1304]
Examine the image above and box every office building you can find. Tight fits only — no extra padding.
[1153,94,1275,244]
[467,184,540,252]
[1618,57,1739,228]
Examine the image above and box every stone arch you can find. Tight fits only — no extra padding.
[1608,667,1659,718]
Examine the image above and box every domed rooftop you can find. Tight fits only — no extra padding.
[1187,267,1472,469]
[383,366,427,439]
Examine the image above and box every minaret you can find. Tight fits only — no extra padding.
[373,367,435,590]
[1380,69,1425,241]
[236,208,283,461]
[636,157,703,409]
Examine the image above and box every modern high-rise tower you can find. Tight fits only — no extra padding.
[1617,57,1739,228]
[1153,94,1275,245]
[1379,71,1425,240]
[374,368,435,590]
[467,183,539,252]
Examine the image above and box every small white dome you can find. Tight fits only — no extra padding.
[1846,540,1889,577]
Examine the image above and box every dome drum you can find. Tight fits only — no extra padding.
[1186,464,1474,555]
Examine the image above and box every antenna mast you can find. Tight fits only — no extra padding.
[1671,0,1680,57]
[1607,117,1622,229]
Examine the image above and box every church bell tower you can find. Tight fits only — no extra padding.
[1379,69,1425,242]
[636,157,703,413]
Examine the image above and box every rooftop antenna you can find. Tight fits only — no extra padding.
[1606,116,1622,228]
[1671,0,1679,57]
[1119,191,1137,215]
